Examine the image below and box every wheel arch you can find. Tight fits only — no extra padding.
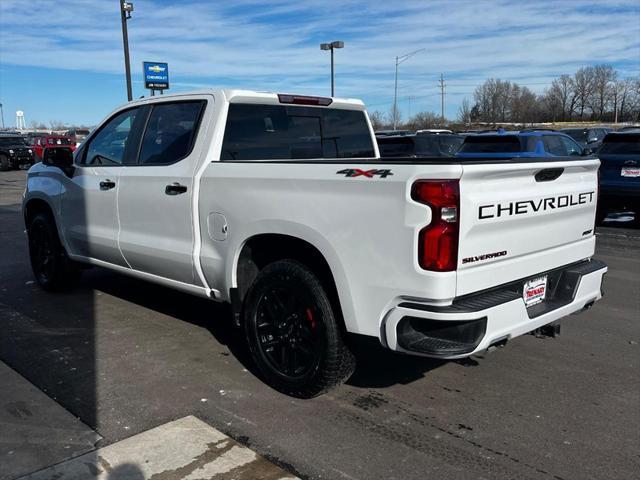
[233,233,350,333]
[24,197,55,226]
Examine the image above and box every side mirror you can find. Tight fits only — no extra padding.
[43,147,75,175]
[582,147,593,156]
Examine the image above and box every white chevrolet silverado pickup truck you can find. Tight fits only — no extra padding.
[23,90,607,397]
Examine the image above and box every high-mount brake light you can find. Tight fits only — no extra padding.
[277,94,333,106]
[411,180,460,272]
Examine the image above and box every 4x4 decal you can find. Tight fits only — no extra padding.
[336,168,393,178]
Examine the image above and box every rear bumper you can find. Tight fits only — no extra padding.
[383,259,607,358]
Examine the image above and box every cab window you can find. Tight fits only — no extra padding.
[84,108,141,166]
[137,101,205,165]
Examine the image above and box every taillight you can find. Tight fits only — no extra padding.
[411,180,460,271]
[277,94,332,106]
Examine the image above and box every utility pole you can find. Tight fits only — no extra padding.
[393,48,425,130]
[119,0,134,102]
[439,73,446,122]
[0,103,4,129]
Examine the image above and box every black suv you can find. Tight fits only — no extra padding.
[561,127,612,151]
[377,133,464,157]
[0,134,35,171]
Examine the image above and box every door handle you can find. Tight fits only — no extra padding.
[165,183,188,195]
[100,179,116,190]
[535,168,564,182]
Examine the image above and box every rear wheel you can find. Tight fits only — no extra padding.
[243,259,355,398]
[28,212,81,291]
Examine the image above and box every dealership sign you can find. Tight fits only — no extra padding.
[143,61,169,90]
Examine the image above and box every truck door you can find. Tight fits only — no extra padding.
[117,98,210,285]
[60,106,145,266]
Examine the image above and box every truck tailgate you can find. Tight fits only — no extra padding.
[456,159,600,296]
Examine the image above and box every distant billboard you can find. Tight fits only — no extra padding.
[143,61,169,90]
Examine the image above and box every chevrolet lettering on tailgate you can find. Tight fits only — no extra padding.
[479,191,595,219]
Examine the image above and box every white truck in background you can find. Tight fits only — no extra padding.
[23,90,607,397]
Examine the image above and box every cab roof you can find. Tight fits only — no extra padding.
[127,89,365,111]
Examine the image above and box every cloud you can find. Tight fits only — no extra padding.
[1,0,639,118]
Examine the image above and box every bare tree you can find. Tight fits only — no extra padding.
[548,74,575,121]
[511,86,538,124]
[388,105,402,130]
[368,111,386,131]
[589,64,616,120]
[457,98,472,124]
[406,111,443,130]
[573,66,595,120]
[49,120,66,131]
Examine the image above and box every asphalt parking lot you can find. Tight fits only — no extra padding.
[1,169,638,480]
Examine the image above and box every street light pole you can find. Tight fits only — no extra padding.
[0,103,4,129]
[331,47,334,97]
[119,0,134,102]
[392,48,424,130]
[320,41,344,97]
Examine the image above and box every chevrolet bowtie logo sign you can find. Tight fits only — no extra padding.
[143,61,169,90]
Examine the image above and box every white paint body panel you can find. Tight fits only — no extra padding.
[22,89,606,356]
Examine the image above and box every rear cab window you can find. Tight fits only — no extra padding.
[599,134,640,155]
[221,104,375,160]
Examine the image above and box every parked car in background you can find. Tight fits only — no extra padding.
[596,132,640,224]
[32,135,76,160]
[617,126,640,133]
[65,128,91,148]
[374,129,412,136]
[561,127,612,151]
[377,132,463,157]
[25,132,49,146]
[456,130,588,159]
[0,133,35,171]
[416,129,453,134]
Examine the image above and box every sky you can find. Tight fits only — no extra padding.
[0,0,639,127]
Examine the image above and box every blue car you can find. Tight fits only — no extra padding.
[456,129,588,159]
[597,132,640,224]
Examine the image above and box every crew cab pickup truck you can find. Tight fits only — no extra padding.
[23,90,607,397]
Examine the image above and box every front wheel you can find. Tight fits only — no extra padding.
[0,154,10,171]
[243,259,355,398]
[28,212,81,291]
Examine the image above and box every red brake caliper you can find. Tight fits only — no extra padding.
[305,308,316,330]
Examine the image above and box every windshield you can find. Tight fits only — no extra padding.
[415,135,463,156]
[562,129,587,143]
[599,135,640,155]
[459,135,522,153]
[377,137,416,157]
[0,136,28,146]
[47,137,72,145]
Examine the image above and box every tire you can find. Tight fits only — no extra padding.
[27,212,81,291]
[243,259,355,398]
[633,203,640,228]
[0,154,10,171]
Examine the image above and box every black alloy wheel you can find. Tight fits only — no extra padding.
[29,219,56,284]
[243,259,355,397]
[27,212,80,291]
[256,284,323,379]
